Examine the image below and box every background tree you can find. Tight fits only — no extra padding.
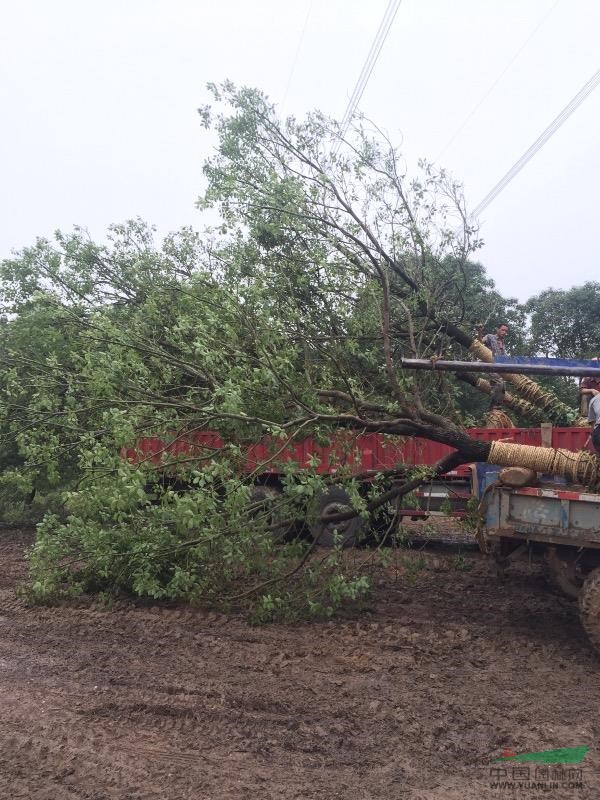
[526,283,600,358]
[517,283,600,413]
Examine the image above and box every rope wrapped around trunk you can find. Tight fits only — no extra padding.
[489,440,599,489]
[468,375,545,421]
[485,409,514,428]
[469,339,576,425]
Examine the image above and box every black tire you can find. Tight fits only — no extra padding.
[308,486,366,548]
[249,485,302,542]
[579,567,600,654]
[544,547,583,600]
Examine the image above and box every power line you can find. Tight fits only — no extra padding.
[436,0,561,162]
[472,65,600,219]
[338,0,401,136]
[281,0,314,112]
[334,0,402,151]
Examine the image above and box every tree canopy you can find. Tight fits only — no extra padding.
[526,283,600,358]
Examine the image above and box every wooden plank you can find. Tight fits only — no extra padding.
[540,423,553,448]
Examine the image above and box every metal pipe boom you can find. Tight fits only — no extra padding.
[401,358,600,378]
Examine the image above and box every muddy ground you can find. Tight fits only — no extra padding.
[0,527,598,800]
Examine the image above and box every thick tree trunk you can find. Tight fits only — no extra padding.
[438,321,576,425]
[456,372,545,422]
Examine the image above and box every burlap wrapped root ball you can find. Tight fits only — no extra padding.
[489,441,599,490]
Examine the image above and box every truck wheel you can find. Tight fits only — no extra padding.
[309,487,365,548]
[249,485,296,541]
[545,547,583,600]
[579,568,600,653]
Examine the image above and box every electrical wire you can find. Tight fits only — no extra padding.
[472,65,600,219]
[281,0,314,112]
[340,0,398,126]
[333,0,402,152]
[338,0,400,135]
[436,0,561,162]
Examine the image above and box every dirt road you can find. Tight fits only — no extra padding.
[0,528,598,799]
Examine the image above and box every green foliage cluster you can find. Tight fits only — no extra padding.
[25,452,370,619]
[0,218,378,617]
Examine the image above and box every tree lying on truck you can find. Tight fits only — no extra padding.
[0,83,595,618]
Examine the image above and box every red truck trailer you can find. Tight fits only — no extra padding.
[122,425,591,545]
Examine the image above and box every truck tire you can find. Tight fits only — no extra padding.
[579,568,600,654]
[249,485,299,542]
[309,487,366,548]
[545,547,583,600]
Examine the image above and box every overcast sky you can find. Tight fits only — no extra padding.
[1,0,599,302]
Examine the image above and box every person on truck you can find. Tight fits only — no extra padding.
[586,388,600,454]
[482,323,509,409]
[579,357,600,415]
[482,323,509,358]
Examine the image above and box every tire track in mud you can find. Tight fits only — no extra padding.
[1,531,600,799]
